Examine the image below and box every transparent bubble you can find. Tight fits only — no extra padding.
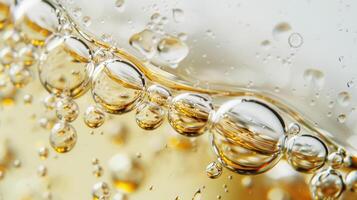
[92,181,111,200]
[49,122,77,153]
[135,102,165,130]
[18,45,37,67]
[168,93,213,137]
[39,35,94,98]
[0,46,15,66]
[13,0,60,46]
[84,105,106,128]
[115,0,125,11]
[112,192,128,200]
[157,36,189,66]
[285,134,328,173]
[337,91,351,107]
[55,98,79,122]
[129,29,158,59]
[346,170,357,192]
[92,59,146,114]
[310,168,345,200]
[211,98,286,175]
[303,69,325,89]
[147,84,172,106]
[38,147,49,160]
[287,123,301,135]
[8,64,32,87]
[327,149,346,169]
[288,32,303,48]
[108,154,144,193]
[37,165,47,177]
[43,94,57,110]
[0,74,16,98]
[172,8,185,23]
[205,161,223,179]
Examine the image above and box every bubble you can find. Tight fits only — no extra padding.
[157,36,189,67]
[135,102,165,130]
[0,46,15,66]
[37,165,47,177]
[211,98,286,175]
[168,93,213,137]
[192,189,202,200]
[285,135,327,173]
[84,105,106,128]
[337,91,351,107]
[55,98,79,122]
[112,192,128,200]
[115,0,125,11]
[337,114,347,123]
[39,35,94,98]
[205,161,223,179]
[43,94,57,110]
[38,147,49,160]
[172,8,184,23]
[13,0,60,46]
[129,29,158,59]
[147,84,172,106]
[82,16,92,27]
[108,154,144,193]
[49,122,77,153]
[303,69,325,89]
[92,165,103,178]
[346,170,357,192]
[327,149,346,169]
[0,74,16,98]
[310,168,345,200]
[92,181,111,200]
[9,64,32,87]
[288,32,303,48]
[260,40,271,50]
[92,59,146,114]
[272,22,292,40]
[150,13,161,23]
[23,94,33,104]
[287,123,301,135]
[18,45,37,67]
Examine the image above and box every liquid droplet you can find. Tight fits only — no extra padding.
[49,122,77,153]
[9,64,32,88]
[303,69,325,89]
[337,91,351,107]
[172,8,184,23]
[327,149,346,169]
[287,123,301,135]
[115,0,125,11]
[129,29,158,59]
[337,114,347,123]
[168,93,213,137]
[147,84,172,106]
[157,36,189,67]
[272,22,292,41]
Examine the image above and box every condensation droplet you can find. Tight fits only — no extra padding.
[337,114,347,123]
[272,22,292,41]
[303,69,325,89]
[38,147,49,160]
[337,91,351,107]
[115,0,125,11]
[129,29,158,59]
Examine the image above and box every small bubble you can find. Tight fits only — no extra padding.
[346,170,357,192]
[157,36,189,67]
[93,165,103,178]
[337,91,351,107]
[84,106,106,128]
[310,168,344,200]
[38,147,49,160]
[287,123,301,135]
[92,181,111,200]
[82,16,92,27]
[23,94,33,104]
[206,161,223,179]
[172,8,184,23]
[49,122,77,153]
[55,98,79,122]
[115,0,125,11]
[37,165,47,177]
[288,32,303,48]
[337,114,347,123]
[13,159,21,168]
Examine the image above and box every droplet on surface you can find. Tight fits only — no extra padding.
[285,134,327,173]
[272,22,292,41]
[211,98,286,175]
[168,93,213,137]
[55,97,79,122]
[135,102,165,130]
[92,59,146,114]
[172,8,184,23]
[37,165,47,177]
[303,69,325,89]
[39,35,94,98]
[310,168,345,200]
[129,29,158,59]
[84,105,106,128]
[337,91,351,107]
[206,161,223,179]
[157,36,189,67]
[49,122,77,153]
[337,114,347,123]
[115,0,125,11]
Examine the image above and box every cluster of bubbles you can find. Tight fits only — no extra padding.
[2,1,357,200]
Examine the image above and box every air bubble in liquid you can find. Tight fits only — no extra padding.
[39,35,94,98]
[92,181,111,200]
[135,102,165,130]
[346,170,357,192]
[310,168,345,200]
[92,59,146,114]
[9,64,32,87]
[206,161,223,179]
[108,154,144,193]
[327,149,346,169]
[147,84,171,106]
[55,97,79,122]
[84,105,106,128]
[285,134,328,173]
[288,32,303,48]
[129,29,158,59]
[157,36,189,67]
[211,98,286,175]
[13,0,60,46]
[287,123,301,135]
[168,93,214,137]
[49,122,77,153]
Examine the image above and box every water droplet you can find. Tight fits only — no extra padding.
[23,94,33,104]
[39,35,94,98]
[157,36,189,67]
[129,29,158,59]
[55,97,79,122]
[172,8,184,23]
[92,59,146,114]
[135,102,165,130]
[347,80,354,88]
[168,93,213,137]
[192,189,202,200]
[205,161,223,179]
[286,134,327,173]
[92,181,111,200]
[43,95,57,110]
[211,98,285,174]
[303,69,325,89]
[310,168,345,200]
[49,122,77,153]
[346,170,357,192]
[84,105,106,128]
[260,40,271,50]
[337,91,351,107]
[147,84,172,106]
[288,32,303,48]
[272,22,292,41]
[337,114,347,123]
[108,154,144,193]
[150,13,161,23]
[115,0,125,11]
[112,192,128,200]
